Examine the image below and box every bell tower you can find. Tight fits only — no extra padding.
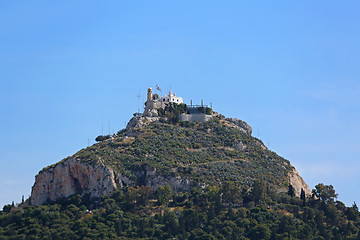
[147,87,153,102]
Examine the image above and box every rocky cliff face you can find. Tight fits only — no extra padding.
[288,168,312,197]
[30,158,191,206]
[137,165,191,192]
[30,158,123,206]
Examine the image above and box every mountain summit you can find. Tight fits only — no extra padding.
[30,89,311,206]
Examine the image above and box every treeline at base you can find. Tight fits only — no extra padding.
[1,181,360,240]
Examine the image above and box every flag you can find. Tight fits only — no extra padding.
[156,85,162,91]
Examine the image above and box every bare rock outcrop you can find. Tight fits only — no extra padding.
[30,158,190,206]
[142,166,191,192]
[30,158,125,206]
[288,168,312,197]
[126,116,159,134]
[224,118,252,136]
[225,118,268,150]
[234,141,247,151]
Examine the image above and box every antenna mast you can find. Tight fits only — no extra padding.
[137,94,141,114]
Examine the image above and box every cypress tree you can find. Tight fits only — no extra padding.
[300,188,306,203]
[288,184,295,197]
[252,179,266,204]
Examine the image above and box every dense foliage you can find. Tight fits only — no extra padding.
[95,135,111,142]
[1,183,359,239]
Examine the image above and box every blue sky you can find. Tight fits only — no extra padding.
[1,1,360,207]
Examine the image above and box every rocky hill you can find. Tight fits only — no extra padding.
[30,115,311,206]
[4,112,360,240]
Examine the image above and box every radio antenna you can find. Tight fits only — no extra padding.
[137,94,141,114]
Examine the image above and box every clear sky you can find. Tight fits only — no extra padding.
[1,1,359,208]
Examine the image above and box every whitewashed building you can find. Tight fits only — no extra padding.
[158,90,183,104]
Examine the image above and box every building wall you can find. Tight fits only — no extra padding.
[159,96,183,104]
[179,113,213,122]
[146,101,166,110]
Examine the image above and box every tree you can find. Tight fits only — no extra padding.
[125,187,138,207]
[249,224,271,240]
[288,184,295,197]
[346,202,360,221]
[3,204,13,213]
[207,186,221,210]
[205,107,212,115]
[156,184,172,206]
[353,202,359,212]
[164,211,179,235]
[180,209,199,232]
[138,186,154,205]
[221,181,240,205]
[95,135,111,142]
[251,179,266,204]
[312,183,338,203]
[300,188,306,203]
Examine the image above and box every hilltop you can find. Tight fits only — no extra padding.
[30,89,310,205]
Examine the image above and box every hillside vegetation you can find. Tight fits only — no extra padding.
[72,118,292,190]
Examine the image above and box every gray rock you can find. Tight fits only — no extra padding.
[126,116,160,135]
[288,168,312,197]
[224,118,252,136]
[30,157,125,206]
[30,158,190,205]
[234,141,247,151]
